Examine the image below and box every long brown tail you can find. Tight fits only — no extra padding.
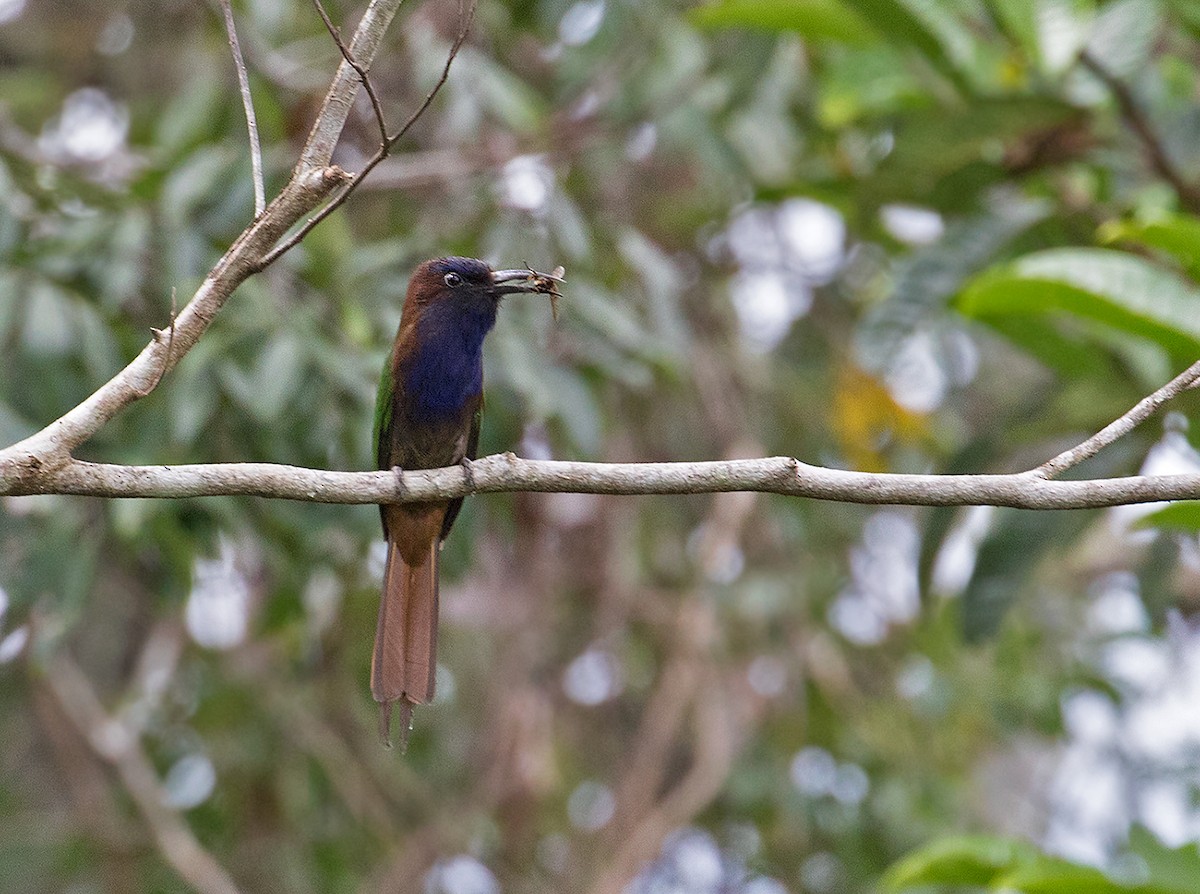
[372,527,439,747]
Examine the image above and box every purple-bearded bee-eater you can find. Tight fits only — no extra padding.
[372,257,562,746]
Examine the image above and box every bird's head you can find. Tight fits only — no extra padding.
[406,256,558,319]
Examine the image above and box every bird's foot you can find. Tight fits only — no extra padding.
[460,457,476,490]
[391,465,406,497]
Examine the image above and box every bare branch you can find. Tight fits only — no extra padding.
[0,0,405,479]
[386,0,476,148]
[0,0,472,485]
[40,652,243,894]
[3,453,1200,510]
[1033,357,1200,479]
[312,0,390,146]
[298,0,407,172]
[255,0,476,271]
[0,164,346,478]
[219,0,266,215]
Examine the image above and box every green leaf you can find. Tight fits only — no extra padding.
[691,0,975,90]
[980,313,1114,378]
[690,0,877,44]
[884,834,1038,890]
[857,197,1049,370]
[985,0,1040,59]
[1135,501,1200,532]
[865,98,1081,206]
[1000,861,1140,894]
[153,74,224,160]
[1128,825,1200,894]
[816,43,927,126]
[957,249,1200,363]
[850,0,975,92]
[1101,213,1200,279]
[469,56,547,134]
[218,335,305,423]
[887,831,1200,893]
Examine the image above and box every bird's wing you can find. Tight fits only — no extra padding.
[373,353,397,537]
[373,353,395,470]
[439,405,480,542]
[466,403,481,461]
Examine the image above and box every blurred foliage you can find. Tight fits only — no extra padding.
[3,0,1200,892]
[886,828,1200,893]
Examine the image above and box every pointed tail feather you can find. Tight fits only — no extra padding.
[372,533,439,746]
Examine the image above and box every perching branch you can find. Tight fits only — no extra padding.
[2,452,1199,509]
[219,0,266,216]
[1,6,1196,518]
[5,350,1200,508]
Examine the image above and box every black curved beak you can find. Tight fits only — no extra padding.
[491,266,564,321]
[491,269,543,296]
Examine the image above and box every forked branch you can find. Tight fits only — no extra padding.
[254,0,478,271]
[0,0,470,484]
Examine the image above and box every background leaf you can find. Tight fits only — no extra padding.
[958,248,1200,362]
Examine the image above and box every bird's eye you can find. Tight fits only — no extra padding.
[443,272,462,288]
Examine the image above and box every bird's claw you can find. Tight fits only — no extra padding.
[391,465,406,497]
[460,457,476,490]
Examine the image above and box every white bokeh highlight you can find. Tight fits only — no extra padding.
[186,538,252,650]
[563,647,623,705]
[39,87,129,164]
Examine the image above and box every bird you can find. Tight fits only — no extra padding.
[372,256,561,747]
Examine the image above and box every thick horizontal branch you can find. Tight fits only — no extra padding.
[5,454,1200,511]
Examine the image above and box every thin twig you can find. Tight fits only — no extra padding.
[312,0,390,146]
[1080,51,1200,212]
[386,0,475,148]
[219,0,266,216]
[254,0,476,272]
[1032,357,1200,479]
[40,652,243,894]
[298,0,405,171]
